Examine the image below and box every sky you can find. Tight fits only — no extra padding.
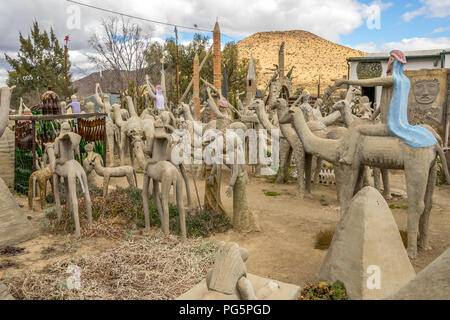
[0,0,449,86]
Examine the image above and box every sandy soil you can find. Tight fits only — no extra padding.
[1,166,449,291]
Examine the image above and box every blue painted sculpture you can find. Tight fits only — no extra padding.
[387,51,437,148]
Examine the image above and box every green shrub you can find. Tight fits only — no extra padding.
[301,280,348,300]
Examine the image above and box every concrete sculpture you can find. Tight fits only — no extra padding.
[288,105,450,258]
[86,150,137,197]
[136,136,186,238]
[208,132,260,232]
[28,165,54,210]
[47,123,92,238]
[0,85,35,248]
[389,248,450,300]
[317,187,416,299]
[177,242,300,300]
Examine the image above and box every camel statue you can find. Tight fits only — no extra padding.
[45,129,93,238]
[288,105,450,259]
[28,165,54,210]
[132,130,193,208]
[333,100,391,198]
[85,151,137,197]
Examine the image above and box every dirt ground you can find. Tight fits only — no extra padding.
[1,165,449,292]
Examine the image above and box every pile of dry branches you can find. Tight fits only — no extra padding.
[3,236,217,300]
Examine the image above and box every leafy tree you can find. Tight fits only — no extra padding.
[5,20,74,108]
[145,33,259,108]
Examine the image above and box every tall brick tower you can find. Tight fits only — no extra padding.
[193,53,200,120]
[211,21,221,120]
[213,21,222,92]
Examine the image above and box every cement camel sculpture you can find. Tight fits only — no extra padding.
[132,133,193,208]
[141,158,187,238]
[288,105,450,259]
[333,100,392,198]
[86,152,137,197]
[45,138,92,238]
[135,139,187,238]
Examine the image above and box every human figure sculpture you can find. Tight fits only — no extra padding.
[334,50,437,165]
[48,123,92,238]
[202,132,227,215]
[65,95,81,121]
[208,132,260,233]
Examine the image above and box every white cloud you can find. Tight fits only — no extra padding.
[352,37,450,52]
[403,0,450,21]
[351,42,379,52]
[381,37,450,51]
[0,0,393,83]
[427,26,450,35]
[0,69,8,86]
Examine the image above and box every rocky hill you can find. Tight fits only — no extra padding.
[236,30,365,95]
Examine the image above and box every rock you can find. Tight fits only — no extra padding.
[0,280,14,300]
[0,128,15,187]
[177,273,301,300]
[388,248,450,300]
[0,178,36,247]
[177,242,301,300]
[317,186,415,300]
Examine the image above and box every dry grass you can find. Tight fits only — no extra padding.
[40,187,231,240]
[2,236,217,300]
[314,229,335,250]
[315,229,409,250]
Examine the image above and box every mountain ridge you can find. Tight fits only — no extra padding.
[236,30,365,95]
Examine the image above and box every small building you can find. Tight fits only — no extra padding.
[347,49,450,146]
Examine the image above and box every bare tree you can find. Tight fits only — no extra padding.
[87,16,153,91]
